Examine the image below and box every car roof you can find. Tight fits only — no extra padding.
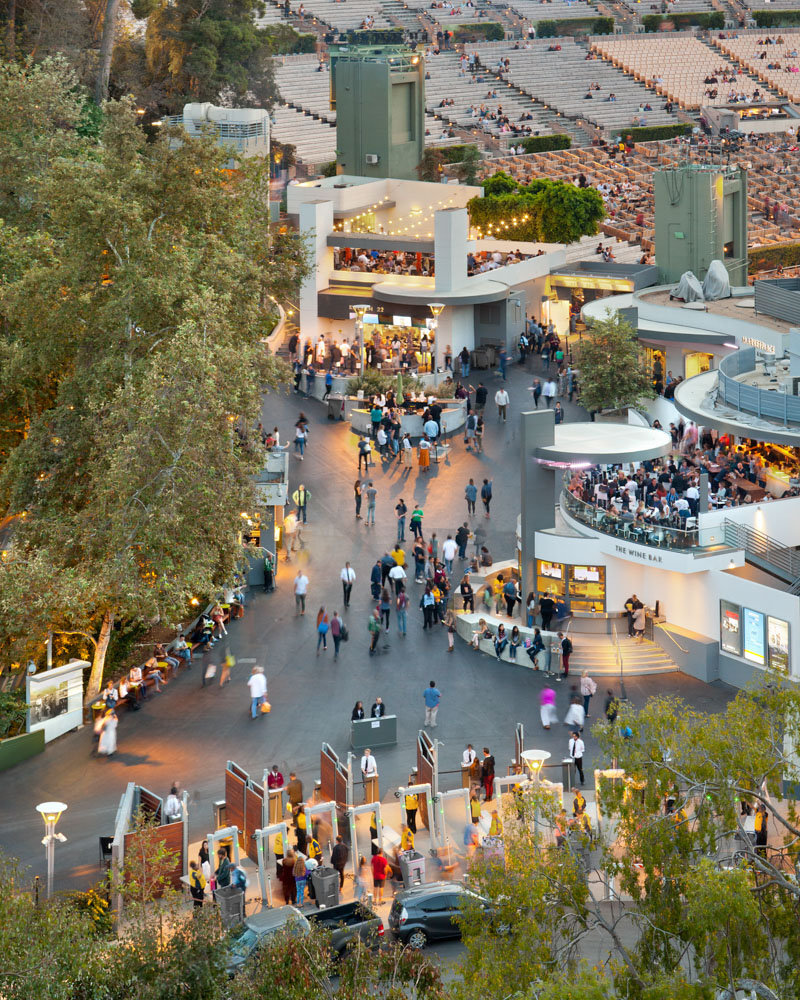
[395,881,469,901]
[245,905,307,932]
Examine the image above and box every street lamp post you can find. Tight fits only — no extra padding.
[427,302,445,374]
[520,749,551,783]
[36,801,68,899]
[350,303,370,375]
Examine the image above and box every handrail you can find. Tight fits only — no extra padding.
[612,624,628,702]
[656,623,690,655]
[723,518,800,581]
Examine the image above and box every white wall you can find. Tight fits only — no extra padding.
[700,494,800,549]
[299,200,335,343]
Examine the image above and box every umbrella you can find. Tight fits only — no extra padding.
[396,372,404,403]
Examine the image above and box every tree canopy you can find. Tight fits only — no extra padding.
[468,171,605,244]
[575,311,656,414]
[0,64,308,696]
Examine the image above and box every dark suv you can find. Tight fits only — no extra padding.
[388,881,492,948]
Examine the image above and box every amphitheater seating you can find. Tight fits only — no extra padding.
[506,0,599,21]
[468,38,679,131]
[591,33,767,108]
[712,29,800,103]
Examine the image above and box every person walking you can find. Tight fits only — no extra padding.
[97,708,118,757]
[754,804,768,857]
[503,576,519,617]
[379,588,391,632]
[455,522,470,560]
[292,484,311,524]
[420,585,436,630]
[357,437,371,475]
[423,680,441,727]
[353,480,363,520]
[294,570,309,616]
[370,559,382,601]
[330,611,343,660]
[465,479,477,516]
[481,479,493,519]
[569,731,585,786]
[396,589,408,636]
[331,836,349,889]
[340,562,356,608]
[405,786,419,833]
[410,506,424,539]
[371,849,390,903]
[316,607,330,655]
[247,666,268,720]
[543,378,556,408]
[418,433,431,473]
[442,535,457,575]
[604,689,618,725]
[540,687,557,729]
[368,608,382,655]
[189,861,206,912]
[401,432,413,469]
[365,481,377,525]
[495,386,509,422]
[580,671,597,717]
[475,414,484,453]
[474,381,487,413]
[558,631,573,678]
[443,608,457,652]
[531,377,542,408]
[395,498,407,542]
[481,748,495,801]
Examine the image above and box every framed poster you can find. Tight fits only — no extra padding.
[743,608,766,666]
[767,616,790,672]
[720,600,742,656]
[27,660,90,743]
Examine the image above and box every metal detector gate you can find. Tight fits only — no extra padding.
[320,742,349,807]
[416,731,438,830]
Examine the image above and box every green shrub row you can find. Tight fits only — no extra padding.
[613,123,692,142]
[262,24,317,53]
[520,134,572,153]
[451,22,505,42]
[642,11,724,30]
[439,144,479,163]
[537,16,613,37]
[346,29,405,44]
[749,242,800,274]
[753,10,800,26]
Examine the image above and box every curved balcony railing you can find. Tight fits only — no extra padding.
[561,486,701,551]
[718,346,800,427]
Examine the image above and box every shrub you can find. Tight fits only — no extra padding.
[749,242,800,275]
[321,160,337,177]
[536,16,613,37]
[347,29,405,44]
[614,123,691,143]
[433,381,456,399]
[262,24,317,54]
[346,372,397,397]
[0,690,28,740]
[642,13,663,31]
[452,22,504,42]
[520,134,572,153]
[753,9,800,26]
[644,11,723,29]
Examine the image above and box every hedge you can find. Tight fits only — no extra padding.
[520,134,572,153]
[451,22,504,42]
[262,24,317,53]
[536,16,613,37]
[440,143,480,163]
[345,29,405,44]
[753,10,800,27]
[613,123,692,142]
[749,242,800,274]
[642,11,724,30]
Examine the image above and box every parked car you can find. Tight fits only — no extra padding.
[388,881,493,948]
[225,905,309,975]
[307,900,384,958]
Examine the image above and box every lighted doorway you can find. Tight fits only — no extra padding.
[684,352,713,379]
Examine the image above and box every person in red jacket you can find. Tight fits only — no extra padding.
[371,848,390,903]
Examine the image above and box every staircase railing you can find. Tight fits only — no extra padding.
[611,624,628,701]
[722,518,800,586]
[656,623,689,656]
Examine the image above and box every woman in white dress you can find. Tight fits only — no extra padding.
[98,709,118,757]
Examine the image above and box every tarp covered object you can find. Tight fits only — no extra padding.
[702,259,731,301]
[671,271,705,302]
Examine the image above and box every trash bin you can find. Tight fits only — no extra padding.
[561,758,573,790]
[399,850,425,888]
[215,885,244,928]
[311,865,340,908]
[327,394,344,421]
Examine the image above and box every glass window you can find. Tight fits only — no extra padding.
[536,560,565,597]
[568,565,606,612]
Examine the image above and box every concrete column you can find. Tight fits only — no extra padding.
[435,305,473,362]
[298,200,335,346]
[520,410,557,604]
[434,208,468,294]
[699,471,709,514]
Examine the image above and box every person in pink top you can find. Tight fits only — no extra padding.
[540,687,558,730]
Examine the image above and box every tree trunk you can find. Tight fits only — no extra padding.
[5,0,16,60]
[94,0,121,105]
[86,609,114,702]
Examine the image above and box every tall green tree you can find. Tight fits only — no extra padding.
[576,311,656,414]
[468,173,605,244]
[0,95,308,697]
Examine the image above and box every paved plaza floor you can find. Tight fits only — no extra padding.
[0,358,735,891]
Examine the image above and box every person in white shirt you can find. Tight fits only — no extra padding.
[340,562,356,608]
[543,379,557,407]
[462,743,477,768]
[441,535,458,574]
[388,562,406,593]
[165,786,183,824]
[361,749,377,801]
[247,665,268,720]
[569,732,585,785]
[495,387,510,422]
[294,571,309,616]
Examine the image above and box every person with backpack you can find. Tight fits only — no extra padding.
[232,864,249,892]
[465,410,477,451]
[368,609,382,656]
[480,479,492,519]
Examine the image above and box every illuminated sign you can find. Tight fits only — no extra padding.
[743,607,766,665]
[720,600,741,656]
[767,616,789,672]
[741,337,776,354]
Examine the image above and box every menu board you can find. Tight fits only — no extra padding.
[767,616,790,672]
[539,561,563,580]
[573,566,601,583]
[743,608,766,665]
[720,600,742,656]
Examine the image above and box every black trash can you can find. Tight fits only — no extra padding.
[311,865,340,908]
[215,885,244,928]
[327,394,344,421]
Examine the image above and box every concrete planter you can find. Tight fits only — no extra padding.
[0,730,45,772]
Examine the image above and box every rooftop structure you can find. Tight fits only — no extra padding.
[166,103,269,167]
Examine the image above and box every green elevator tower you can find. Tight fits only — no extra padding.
[331,45,425,180]
[654,162,748,286]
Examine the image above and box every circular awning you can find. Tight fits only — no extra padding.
[535,422,672,465]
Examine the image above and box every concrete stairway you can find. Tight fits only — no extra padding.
[570,632,677,676]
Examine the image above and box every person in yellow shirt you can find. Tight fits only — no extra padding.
[391,545,405,567]
[470,788,482,824]
[295,806,308,854]
[405,790,419,833]
[492,576,504,615]
[489,809,503,837]
[308,837,322,862]
[189,861,206,911]
[274,830,284,877]
[400,824,415,852]
[572,788,586,817]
